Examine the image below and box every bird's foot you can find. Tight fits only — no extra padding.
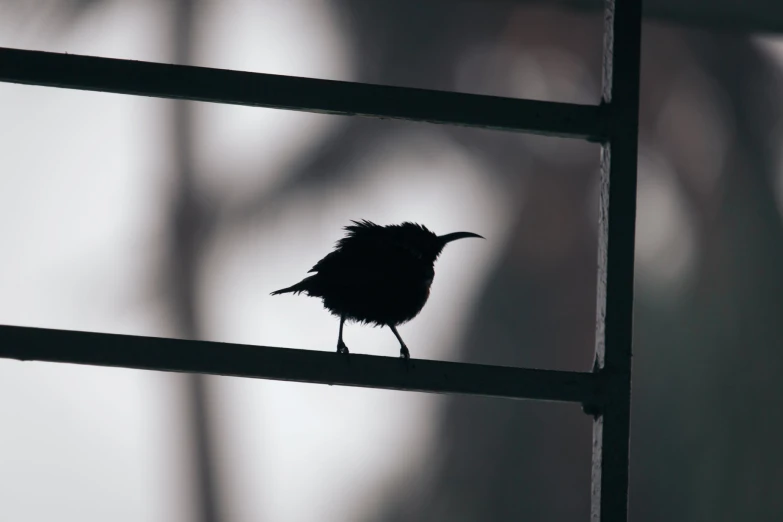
[337,341,350,356]
[399,345,412,371]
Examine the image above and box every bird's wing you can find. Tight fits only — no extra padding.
[308,243,384,274]
[308,236,399,279]
[307,249,340,273]
[308,220,384,273]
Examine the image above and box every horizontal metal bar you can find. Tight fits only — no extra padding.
[0,325,601,405]
[0,47,605,140]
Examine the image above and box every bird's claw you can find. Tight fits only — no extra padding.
[337,341,350,356]
[399,346,412,371]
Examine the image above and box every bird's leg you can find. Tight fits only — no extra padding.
[337,313,350,355]
[389,325,410,360]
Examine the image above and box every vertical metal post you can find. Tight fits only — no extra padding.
[591,0,642,520]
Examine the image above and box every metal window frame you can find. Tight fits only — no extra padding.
[0,0,640,519]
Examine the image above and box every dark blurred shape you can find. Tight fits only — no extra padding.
[627,32,783,522]
[167,1,225,522]
[271,220,483,359]
[46,0,105,30]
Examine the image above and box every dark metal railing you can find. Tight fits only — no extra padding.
[0,0,641,518]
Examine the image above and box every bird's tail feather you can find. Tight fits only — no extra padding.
[270,276,316,296]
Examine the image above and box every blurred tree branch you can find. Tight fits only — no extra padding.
[167,1,225,522]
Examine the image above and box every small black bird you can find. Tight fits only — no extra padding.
[271,220,483,359]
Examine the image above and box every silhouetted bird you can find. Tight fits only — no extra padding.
[271,220,483,359]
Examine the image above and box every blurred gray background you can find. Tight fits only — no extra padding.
[1,0,783,521]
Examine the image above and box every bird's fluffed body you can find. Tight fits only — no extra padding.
[274,221,439,326]
[271,220,483,359]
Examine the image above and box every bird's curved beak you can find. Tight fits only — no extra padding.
[437,231,485,245]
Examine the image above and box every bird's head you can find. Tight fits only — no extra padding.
[391,222,484,263]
